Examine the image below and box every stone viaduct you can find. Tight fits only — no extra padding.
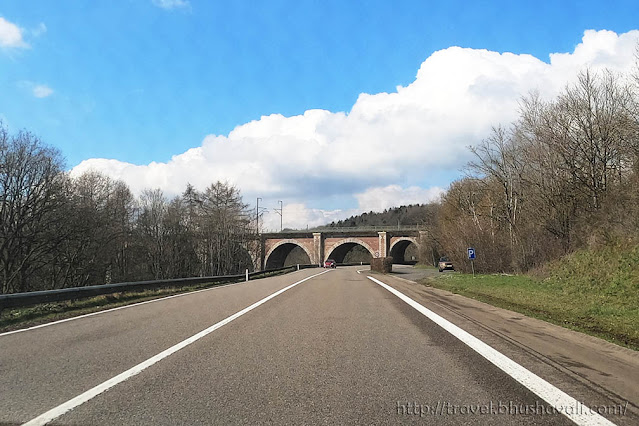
[259,229,427,270]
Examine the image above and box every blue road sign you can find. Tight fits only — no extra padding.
[468,248,476,259]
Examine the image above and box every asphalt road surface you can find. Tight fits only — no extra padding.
[0,266,633,425]
[390,264,441,281]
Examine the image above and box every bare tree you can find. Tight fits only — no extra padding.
[55,171,135,288]
[553,70,633,210]
[468,125,526,267]
[198,182,254,275]
[0,125,66,293]
[137,188,169,279]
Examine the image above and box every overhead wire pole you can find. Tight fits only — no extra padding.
[274,200,283,232]
[256,197,262,236]
[256,197,264,271]
[256,197,268,233]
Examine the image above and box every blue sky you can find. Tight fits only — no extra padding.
[1,1,639,229]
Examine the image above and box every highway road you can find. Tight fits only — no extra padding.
[0,266,635,425]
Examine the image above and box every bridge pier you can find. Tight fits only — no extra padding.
[378,232,388,258]
[313,233,323,266]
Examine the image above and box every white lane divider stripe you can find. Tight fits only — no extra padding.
[23,269,331,426]
[367,275,616,426]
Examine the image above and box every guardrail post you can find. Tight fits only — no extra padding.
[246,269,249,282]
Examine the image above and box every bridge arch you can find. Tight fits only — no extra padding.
[389,237,420,264]
[264,239,313,269]
[325,238,375,264]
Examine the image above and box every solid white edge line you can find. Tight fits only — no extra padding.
[1,269,307,338]
[366,275,616,426]
[22,269,330,426]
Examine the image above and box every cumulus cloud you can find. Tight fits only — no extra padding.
[18,81,54,98]
[262,203,348,232]
[355,185,445,213]
[31,23,47,38]
[152,0,190,10]
[32,84,54,98]
[72,29,639,229]
[0,16,28,48]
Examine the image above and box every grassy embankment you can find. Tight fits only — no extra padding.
[0,267,297,333]
[419,244,639,350]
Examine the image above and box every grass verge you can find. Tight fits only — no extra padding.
[418,244,639,351]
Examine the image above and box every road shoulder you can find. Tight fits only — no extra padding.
[374,272,639,425]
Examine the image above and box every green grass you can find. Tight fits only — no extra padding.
[0,267,300,333]
[419,244,639,351]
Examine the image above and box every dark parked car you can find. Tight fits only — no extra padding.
[438,257,454,272]
[324,259,336,268]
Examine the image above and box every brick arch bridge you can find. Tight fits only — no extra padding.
[260,230,426,270]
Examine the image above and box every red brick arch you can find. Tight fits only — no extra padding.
[324,237,376,262]
[264,239,314,267]
[389,237,419,252]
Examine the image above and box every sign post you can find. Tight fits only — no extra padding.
[467,248,476,278]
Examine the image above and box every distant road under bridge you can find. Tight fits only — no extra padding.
[260,229,427,270]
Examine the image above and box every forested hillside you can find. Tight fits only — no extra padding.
[325,204,439,228]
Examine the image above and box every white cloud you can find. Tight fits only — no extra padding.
[18,81,54,98]
[262,203,348,232]
[0,16,28,48]
[72,29,639,229]
[31,23,47,38]
[32,84,53,98]
[152,0,190,10]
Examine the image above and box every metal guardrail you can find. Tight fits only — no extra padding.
[0,264,319,313]
[338,262,371,267]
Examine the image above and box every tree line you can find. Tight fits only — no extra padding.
[0,125,256,294]
[436,66,639,273]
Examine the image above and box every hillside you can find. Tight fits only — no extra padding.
[323,203,439,228]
